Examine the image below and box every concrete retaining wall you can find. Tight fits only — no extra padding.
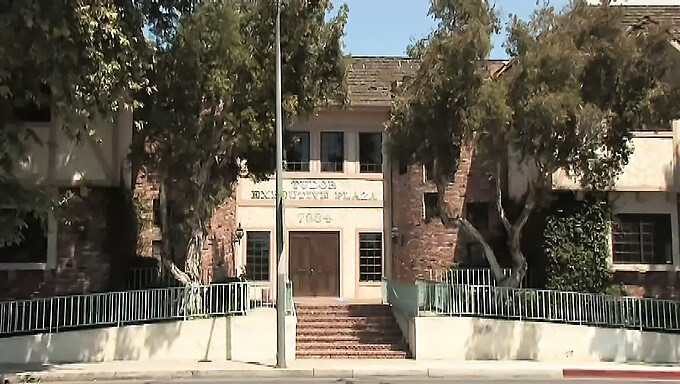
[396,312,680,363]
[0,309,295,364]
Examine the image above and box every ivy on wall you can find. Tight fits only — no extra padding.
[542,194,613,293]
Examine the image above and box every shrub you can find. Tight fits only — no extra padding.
[543,195,613,293]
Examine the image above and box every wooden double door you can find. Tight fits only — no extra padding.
[289,231,340,297]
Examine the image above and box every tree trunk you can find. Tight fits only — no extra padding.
[494,161,536,288]
[158,180,193,286]
[432,157,506,283]
[185,224,207,283]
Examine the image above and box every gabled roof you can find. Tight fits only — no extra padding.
[347,57,507,107]
[620,6,680,38]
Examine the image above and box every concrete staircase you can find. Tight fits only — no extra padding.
[295,304,410,359]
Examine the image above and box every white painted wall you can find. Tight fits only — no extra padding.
[405,316,680,363]
[552,133,677,192]
[16,110,133,187]
[236,109,388,300]
[0,310,296,365]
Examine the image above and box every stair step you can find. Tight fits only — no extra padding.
[294,304,408,360]
[296,305,392,316]
[296,350,409,359]
[296,342,409,351]
[296,334,403,343]
[297,316,396,325]
[296,329,403,338]
[297,322,398,331]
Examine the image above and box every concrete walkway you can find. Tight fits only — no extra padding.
[3,360,680,382]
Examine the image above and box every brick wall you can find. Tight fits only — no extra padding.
[134,168,162,260]
[390,146,500,282]
[0,188,114,299]
[133,168,239,284]
[615,271,680,299]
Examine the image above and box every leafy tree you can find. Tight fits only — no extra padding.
[387,0,680,287]
[0,0,192,247]
[137,0,347,284]
[543,194,612,293]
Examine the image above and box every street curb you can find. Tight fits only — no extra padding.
[2,369,317,382]
[1,367,561,382]
[563,368,680,381]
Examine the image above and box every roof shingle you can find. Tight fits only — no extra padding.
[619,5,680,37]
[347,57,507,107]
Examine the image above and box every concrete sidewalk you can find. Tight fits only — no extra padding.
[3,359,680,382]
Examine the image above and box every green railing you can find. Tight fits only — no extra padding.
[385,279,680,333]
[0,282,278,337]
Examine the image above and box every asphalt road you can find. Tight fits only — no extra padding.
[48,379,680,384]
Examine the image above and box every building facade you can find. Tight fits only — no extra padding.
[0,109,135,299]
[6,4,680,301]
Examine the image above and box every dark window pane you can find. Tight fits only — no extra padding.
[0,212,47,263]
[359,132,382,173]
[466,202,489,231]
[398,160,408,175]
[424,193,439,220]
[425,161,434,181]
[321,132,344,172]
[359,232,382,282]
[285,132,310,172]
[246,231,270,281]
[612,214,671,265]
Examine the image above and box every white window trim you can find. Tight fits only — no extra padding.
[0,213,57,271]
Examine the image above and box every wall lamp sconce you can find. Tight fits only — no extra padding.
[232,223,244,244]
[391,227,401,243]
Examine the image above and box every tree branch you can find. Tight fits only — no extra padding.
[432,157,505,282]
[495,161,512,232]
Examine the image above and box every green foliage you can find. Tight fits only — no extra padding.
[0,0,191,246]
[136,0,347,279]
[543,195,612,293]
[504,1,680,190]
[387,0,508,177]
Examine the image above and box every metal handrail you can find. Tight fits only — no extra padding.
[386,279,680,333]
[0,282,273,337]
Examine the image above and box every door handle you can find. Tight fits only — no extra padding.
[310,268,314,273]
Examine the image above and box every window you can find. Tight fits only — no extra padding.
[285,131,310,171]
[321,132,344,172]
[424,193,439,220]
[466,202,489,231]
[398,160,408,175]
[0,212,48,263]
[15,102,51,122]
[612,214,672,264]
[245,231,270,280]
[359,232,382,282]
[359,132,382,173]
[425,161,434,181]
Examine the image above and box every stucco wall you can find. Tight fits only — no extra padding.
[0,309,296,364]
[235,109,387,300]
[16,110,133,187]
[552,132,677,192]
[408,316,680,363]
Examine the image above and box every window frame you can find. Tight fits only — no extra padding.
[358,132,383,173]
[612,213,672,265]
[320,131,344,172]
[424,192,439,221]
[358,232,383,283]
[285,131,310,172]
[245,231,271,281]
[0,211,57,271]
